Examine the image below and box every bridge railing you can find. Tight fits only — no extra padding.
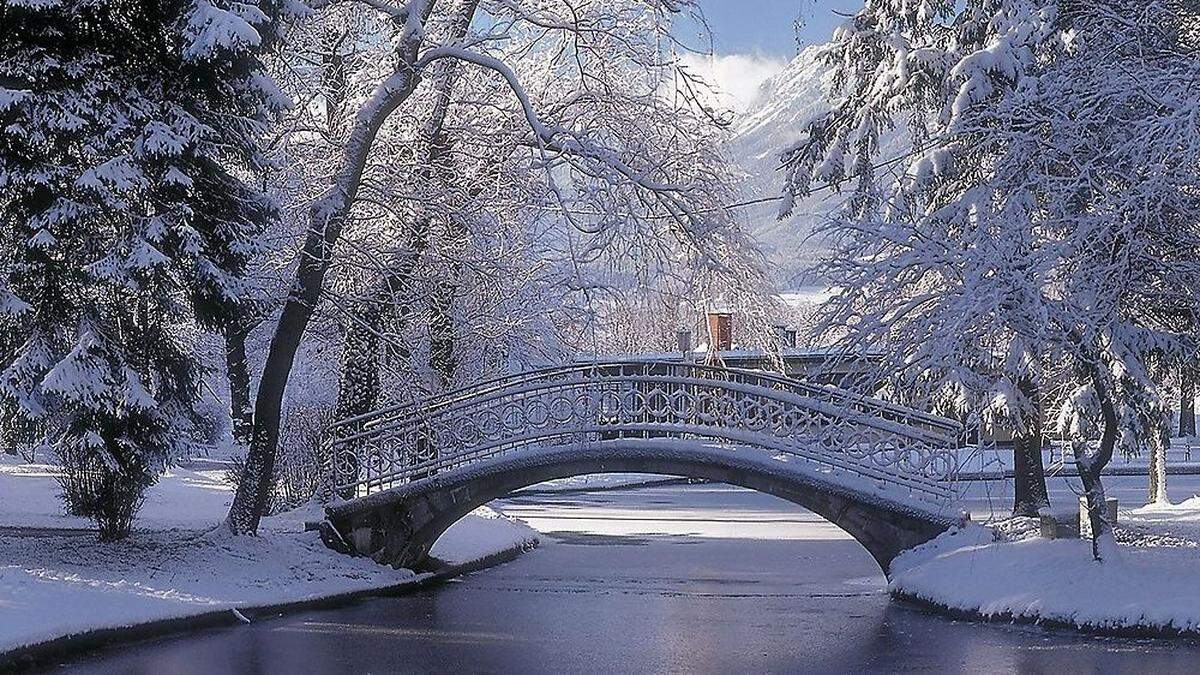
[333,362,962,440]
[325,361,965,504]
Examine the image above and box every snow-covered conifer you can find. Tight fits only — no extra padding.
[0,0,290,537]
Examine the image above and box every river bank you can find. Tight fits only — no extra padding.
[889,497,1200,639]
[0,455,538,669]
[48,483,1200,674]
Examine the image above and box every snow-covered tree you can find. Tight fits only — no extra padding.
[782,0,1200,559]
[0,0,289,537]
[225,0,772,533]
[292,0,768,487]
[1032,2,1200,547]
[779,0,1065,517]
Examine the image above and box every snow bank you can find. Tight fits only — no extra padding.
[431,506,539,565]
[1125,495,1200,538]
[890,519,1200,635]
[0,456,539,656]
[0,516,411,653]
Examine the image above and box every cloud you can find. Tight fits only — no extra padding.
[678,52,787,114]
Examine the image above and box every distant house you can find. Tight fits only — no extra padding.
[580,307,882,390]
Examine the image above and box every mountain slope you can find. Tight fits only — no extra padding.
[726,45,838,285]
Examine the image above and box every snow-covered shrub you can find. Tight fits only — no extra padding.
[192,395,234,454]
[272,404,334,513]
[56,437,150,540]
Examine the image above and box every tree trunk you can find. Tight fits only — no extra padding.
[1076,368,1120,563]
[416,274,457,480]
[1012,377,1049,517]
[428,278,457,389]
[1148,435,1168,504]
[1077,447,1118,562]
[1181,364,1196,437]
[330,301,384,499]
[223,322,254,445]
[224,27,432,535]
[418,54,464,395]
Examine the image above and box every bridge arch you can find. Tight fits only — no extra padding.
[322,439,963,576]
[320,361,967,576]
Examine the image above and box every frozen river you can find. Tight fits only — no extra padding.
[54,478,1200,673]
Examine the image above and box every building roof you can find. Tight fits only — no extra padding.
[575,346,885,364]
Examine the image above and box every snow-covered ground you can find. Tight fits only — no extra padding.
[1,457,236,531]
[890,497,1200,636]
[0,454,538,656]
[954,438,1200,480]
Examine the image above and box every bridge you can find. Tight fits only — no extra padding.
[317,361,969,576]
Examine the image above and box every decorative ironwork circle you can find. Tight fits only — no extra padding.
[526,400,551,428]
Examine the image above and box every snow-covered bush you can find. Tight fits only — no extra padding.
[272,404,334,512]
[56,439,150,539]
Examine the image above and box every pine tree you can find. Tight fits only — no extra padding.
[0,0,288,538]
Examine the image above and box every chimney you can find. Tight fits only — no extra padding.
[707,311,733,352]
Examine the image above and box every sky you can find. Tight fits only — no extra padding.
[693,0,864,58]
[679,0,863,112]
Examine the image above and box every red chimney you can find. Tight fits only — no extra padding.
[707,311,732,352]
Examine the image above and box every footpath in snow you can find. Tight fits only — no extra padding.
[890,497,1200,637]
[0,455,538,660]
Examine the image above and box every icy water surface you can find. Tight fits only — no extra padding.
[50,480,1200,674]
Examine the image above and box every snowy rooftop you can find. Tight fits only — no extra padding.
[778,286,840,307]
[576,346,883,362]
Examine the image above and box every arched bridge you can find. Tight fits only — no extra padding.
[318,361,968,575]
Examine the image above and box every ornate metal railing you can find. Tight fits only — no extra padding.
[326,361,965,504]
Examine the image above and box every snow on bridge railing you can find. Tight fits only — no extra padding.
[335,362,962,439]
[324,361,966,505]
